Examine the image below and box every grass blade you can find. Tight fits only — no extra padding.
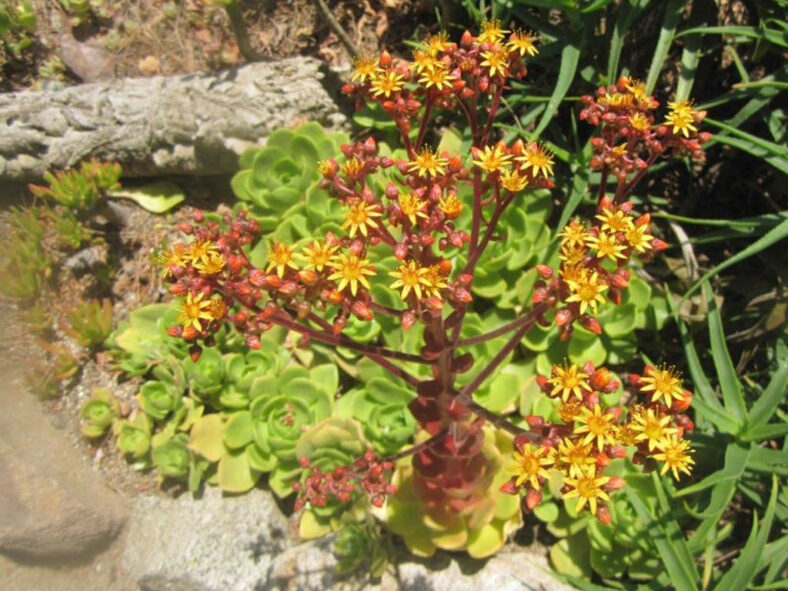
[675,34,701,101]
[607,0,650,84]
[681,218,788,300]
[705,117,788,175]
[534,36,583,137]
[645,0,685,94]
[704,282,748,425]
[712,475,779,591]
[742,422,788,442]
[625,476,699,591]
[744,361,788,435]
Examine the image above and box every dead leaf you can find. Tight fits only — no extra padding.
[138,55,161,75]
[375,13,389,39]
[58,31,115,82]
[194,28,212,44]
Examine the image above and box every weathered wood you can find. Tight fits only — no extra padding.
[0,58,346,181]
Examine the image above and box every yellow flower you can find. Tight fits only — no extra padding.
[478,19,509,44]
[472,144,512,173]
[390,260,429,300]
[266,242,299,278]
[439,194,463,218]
[506,30,538,57]
[556,438,597,479]
[411,49,440,74]
[574,405,617,451]
[516,143,554,178]
[615,422,640,447]
[623,77,650,106]
[194,251,226,275]
[300,239,339,272]
[177,292,214,331]
[424,31,451,54]
[559,262,585,283]
[421,264,448,298]
[548,362,592,402]
[595,207,634,233]
[625,224,654,254]
[350,56,381,84]
[629,112,651,132]
[565,270,608,315]
[500,168,529,192]
[342,200,382,238]
[154,243,190,278]
[480,48,509,78]
[419,66,455,91]
[398,192,429,226]
[187,239,219,266]
[653,435,695,480]
[508,443,553,490]
[328,253,375,296]
[631,408,678,452]
[370,70,404,98]
[340,157,365,179]
[665,100,699,137]
[560,240,588,265]
[408,148,448,179]
[559,219,590,249]
[207,295,227,321]
[599,92,635,108]
[558,400,584,423]
[587,232,627,262]
[640,365,685,408]
[563,470,611,515]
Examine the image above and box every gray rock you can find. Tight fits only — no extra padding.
[0,379,128,560]
[120,487,292,591]
[0,58,347,182]
[396,546,574,591]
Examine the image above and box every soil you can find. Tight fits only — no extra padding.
[2,0,440,91]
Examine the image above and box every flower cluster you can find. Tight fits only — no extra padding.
[531,195,667,340]
[293,450,397,510]
[343,20,537,127]
[501,362,694,523]
[580,77,712,184]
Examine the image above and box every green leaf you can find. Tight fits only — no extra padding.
[534,36,583,137]
[109,181,185,213]
[704,282,747,425]
[606,0,649,84]
[744,360,788,435]
[681,218,788,301]
[705,118,788,175]
[675,34,701,102]
[223,411,254,450]
[742,422,788,442]
[188,414,226,462]
[712,476,780,591]
[684,444,751,553]
[217,448,260,493]
[645,0,685,94]
[550,532,592,578]
[625,484,699,591]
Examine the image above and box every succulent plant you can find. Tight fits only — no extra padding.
[63,299,113,349]
[151,433,191,480]
[333,520,389,578]
[80,387,119,438]
[386,426,522,559]
[335,377,416,456]
[294,417,370,539]
[29,159,121,212]
[536,460,663,581]
[137,380,184,421]
[230,123,350,235]
[114,413,152,460]
[108,304,187,376]
[521,275,669,374]
[248,364,337,496]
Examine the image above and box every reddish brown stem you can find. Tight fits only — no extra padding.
[272,311,431,365]
[385,428,449,462]
[458,305,545,398]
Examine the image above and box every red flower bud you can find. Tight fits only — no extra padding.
[526,489,542,510]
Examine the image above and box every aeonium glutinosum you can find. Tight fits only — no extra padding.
[156,21,706,552]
